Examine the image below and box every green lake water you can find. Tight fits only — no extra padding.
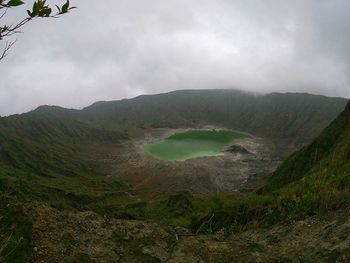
[144,130,247,161]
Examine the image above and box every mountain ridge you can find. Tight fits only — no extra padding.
[1,90,350,262]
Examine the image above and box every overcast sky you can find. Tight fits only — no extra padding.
[0,0,350,116]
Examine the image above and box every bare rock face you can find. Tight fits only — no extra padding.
[225,144,252,155]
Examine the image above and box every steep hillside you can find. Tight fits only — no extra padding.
[265,100,350,192]
[80,90,347,150]
[0,107,128,202]
[0,106,125,174]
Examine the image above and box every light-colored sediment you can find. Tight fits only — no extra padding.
[108,127,280,193]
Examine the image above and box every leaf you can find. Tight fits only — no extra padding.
[39,7,51,17]
[7,0,24,6]
[31,2,39,16]
[37,0,44,9]
[61,0,69,13]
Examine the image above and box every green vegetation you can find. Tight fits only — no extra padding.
[119,100,350,234]
[80,90,347,149]
[186,100,350,233]
[0,111,128,262]
[144,130,246,161]
[0,91,348,261]
[0,197,32,262]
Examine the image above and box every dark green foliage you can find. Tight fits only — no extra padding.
[6,0,24,7]
[122,202,148,219]
[69,252,94,263]
[163,191,193,217]
[265,101,350,191]
[0,107,125,173]
[0,197,32,262]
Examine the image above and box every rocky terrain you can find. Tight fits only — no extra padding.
[106,128,280,193]
[26,202,350,263]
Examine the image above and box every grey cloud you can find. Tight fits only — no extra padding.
[0,0,349,116]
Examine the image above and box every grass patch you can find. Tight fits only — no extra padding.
[0,196,32,263]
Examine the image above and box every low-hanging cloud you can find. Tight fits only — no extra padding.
[0,0,349,116]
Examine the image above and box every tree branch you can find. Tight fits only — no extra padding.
[0,0,75,61]
[1,18,31,39]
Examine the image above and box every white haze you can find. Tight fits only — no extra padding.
[0,0,349,115]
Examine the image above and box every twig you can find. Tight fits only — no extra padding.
[195,213,215,235]
[3,236,23,260]
[0,40,16,60]
[0,7,8,19]
[0,232,12,255]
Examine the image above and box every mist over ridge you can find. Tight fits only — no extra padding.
[1,0,350,115]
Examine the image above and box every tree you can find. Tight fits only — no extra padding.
[0,0,75,60]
